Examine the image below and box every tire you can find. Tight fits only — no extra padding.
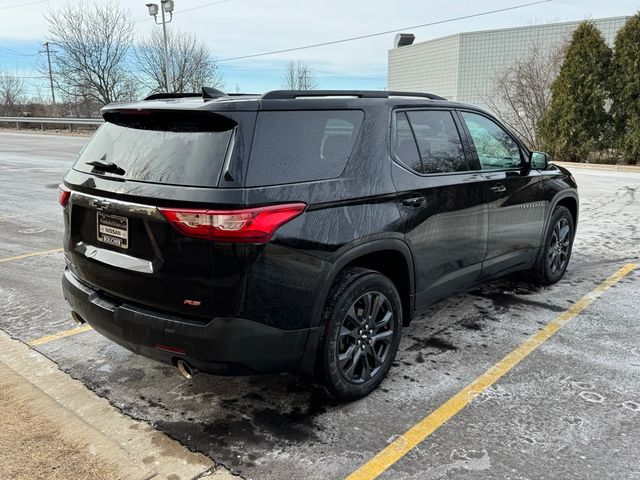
[318,267,402,400]
[530,205,575,285]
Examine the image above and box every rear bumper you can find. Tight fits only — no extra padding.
[62,269,312,375]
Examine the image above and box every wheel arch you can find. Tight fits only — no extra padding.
[299,239,415,376]
[314,239,415,327]
[544,190,579,242]
[555,195,578,230]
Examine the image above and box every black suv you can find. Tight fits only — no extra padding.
[61,89,578,399]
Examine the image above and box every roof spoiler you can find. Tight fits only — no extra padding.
[143,87,229,102]
[144,92,202,101]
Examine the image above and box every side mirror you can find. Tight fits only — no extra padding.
[531,151,550,170]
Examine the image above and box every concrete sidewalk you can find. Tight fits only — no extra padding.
[0,330,235,480]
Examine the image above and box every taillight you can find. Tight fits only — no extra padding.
[159,203,306,243]
[58,184,71,207]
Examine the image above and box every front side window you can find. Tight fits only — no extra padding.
[246,110,363,186]
[394,110,467,174]
[406,110,467,174]
[461,111,522,170]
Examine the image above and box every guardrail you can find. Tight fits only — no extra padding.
[0,116,103,132]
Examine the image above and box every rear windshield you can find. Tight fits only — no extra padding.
[73,119,233,187]
[245,110,364,186]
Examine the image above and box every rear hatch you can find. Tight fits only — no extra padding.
[64,108,242,320]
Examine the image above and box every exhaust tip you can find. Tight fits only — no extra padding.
[176,359,197,380]
[71,311,86,325]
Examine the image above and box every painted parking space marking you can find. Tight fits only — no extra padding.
[0,247,63,264]
[29,325,93,347]
[346,262,637,480]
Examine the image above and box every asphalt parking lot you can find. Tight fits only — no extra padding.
[1,130,639,480]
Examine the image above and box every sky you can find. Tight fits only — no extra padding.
[0,0,638,100]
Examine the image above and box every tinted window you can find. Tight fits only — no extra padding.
[461,111,522,170]
[74,122,233,187]
[406,110,467,174]
[394,112,421,172]
[246,110,363,186]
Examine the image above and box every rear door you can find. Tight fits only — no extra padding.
[457,110,546,277]
[391,108,488,308]
[64,109,242,320]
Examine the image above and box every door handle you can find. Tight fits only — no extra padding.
[489,184,507,194]
[402,195,426,207]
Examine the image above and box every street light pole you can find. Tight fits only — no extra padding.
[146,0,174,93]
[159,1,171,92]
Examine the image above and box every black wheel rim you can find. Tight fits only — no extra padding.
[548,217,571,274]
[337,291,394,384]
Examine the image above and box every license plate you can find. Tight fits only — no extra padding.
[97,211,128,249]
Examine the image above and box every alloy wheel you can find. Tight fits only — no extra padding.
[336,291,394,384]
[548,217,571,274]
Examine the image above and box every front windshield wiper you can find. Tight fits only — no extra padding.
[86,159,125,176]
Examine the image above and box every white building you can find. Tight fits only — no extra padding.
[388,17,630,110]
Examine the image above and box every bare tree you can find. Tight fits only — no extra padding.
[135,29,224,94]
[0,68,25,115]
[483,40,566,150]
[282,61,317,90]
[58,86,103,118]
[44,1,137,106]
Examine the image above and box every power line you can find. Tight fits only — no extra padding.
[0,46,40,57]
[0,0,49,10]
[179,0,232,14]
[217,0,552,62]
[315,70,384,80]
[0,75,48,79]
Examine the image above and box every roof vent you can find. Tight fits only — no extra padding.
[394,33,415,48]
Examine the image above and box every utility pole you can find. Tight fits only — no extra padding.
[44,41,56,105]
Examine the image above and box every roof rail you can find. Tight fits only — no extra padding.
[388,91,446,100]
[262,90,389,100]
[261,90,446,101]
[144,92,202,101]
[144,89,446,102]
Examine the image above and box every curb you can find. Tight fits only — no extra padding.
[554,161,640,173]
[0,330,235,480]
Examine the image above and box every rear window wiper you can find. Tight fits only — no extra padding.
[86,159,125,176]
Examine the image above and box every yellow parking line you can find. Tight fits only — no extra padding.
[29,325,93,347]
[0,248,63,264]
[346,262,637,480]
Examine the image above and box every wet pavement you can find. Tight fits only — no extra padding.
[1,131,639,479]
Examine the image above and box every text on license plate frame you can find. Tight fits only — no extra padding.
[96,211,129,249]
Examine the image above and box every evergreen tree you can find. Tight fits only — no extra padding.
[538,22,612,161]
[611,13,640,165]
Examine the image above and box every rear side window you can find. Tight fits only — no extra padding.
[246,110,363,187]
[395,112,422,172]
[74,112,234,187]
[405,110,467,174]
